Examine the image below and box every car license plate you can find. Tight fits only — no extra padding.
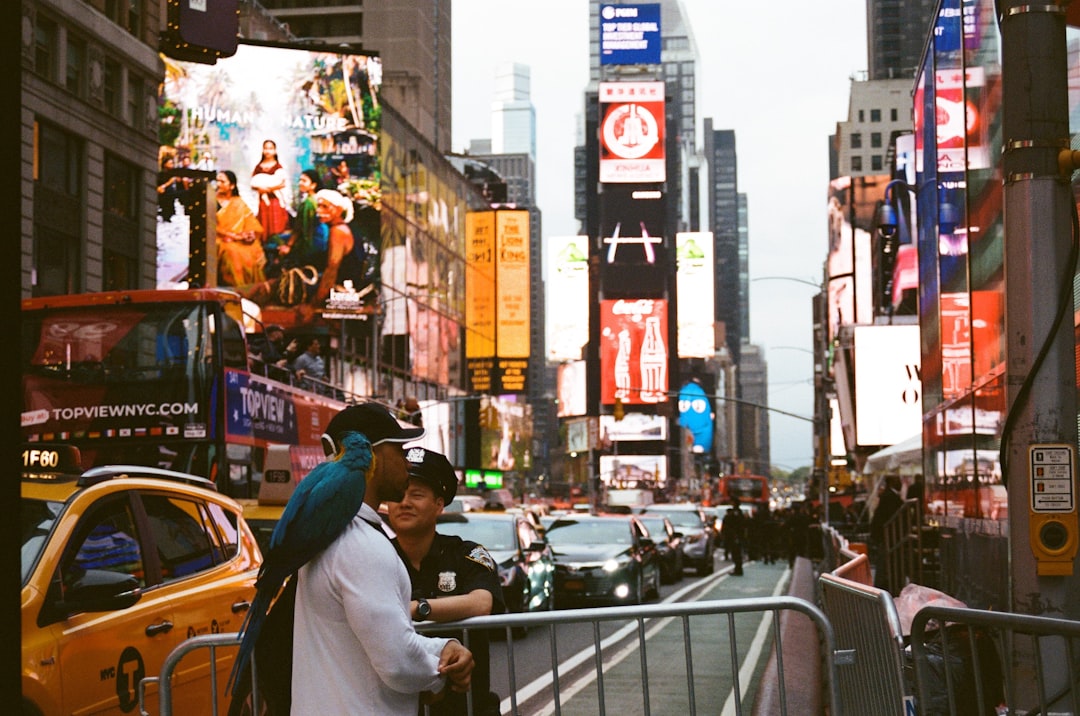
[564,579,585,591]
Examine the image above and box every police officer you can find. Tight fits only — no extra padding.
[388,447,505,716]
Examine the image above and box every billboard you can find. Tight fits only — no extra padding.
[598,81,666,183]
[600,299,669,405]
[556,360,587,418]
[599,185,667,297]
[853,325,922,446]
[599,414,668,443]
[826,175,880,344]
[157,43,383,330]
[546,236,590,361]
[465,209,530,394]
[479,394,532,472]
[495,210,531,393]
[465,211,496,392]
[677,381,714,452]
[599,3,662,66]
[599,454,668,486]
[676,232,715,358]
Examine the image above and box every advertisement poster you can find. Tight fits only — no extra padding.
[600,299,668,405]
[557,360,588,418]
[599,3,662,66]
[157,43,383,330]
[676,232,715,358]
[599,454,667,487]
[546,236,590,361]
[598,81,665,183]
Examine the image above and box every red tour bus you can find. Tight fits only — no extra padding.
[717,474,771,507]
[21,288,345,498]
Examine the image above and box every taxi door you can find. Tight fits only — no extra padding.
[54,588,179,715]
[37,493,182,715]
[139,494,258,714]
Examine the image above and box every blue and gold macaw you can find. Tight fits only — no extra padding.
[228,431,374,698]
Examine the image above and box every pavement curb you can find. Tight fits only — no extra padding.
[752,556,823,715]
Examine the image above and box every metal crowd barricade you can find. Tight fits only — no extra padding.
[144,597,840,716]
[819,552,914,715]
[138,633,252,716]
[909,604,1080,716]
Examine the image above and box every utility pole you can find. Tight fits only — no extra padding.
[1001,0,1080,699]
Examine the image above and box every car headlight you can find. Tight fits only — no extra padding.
[602,557,629,573]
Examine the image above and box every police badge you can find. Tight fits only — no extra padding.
[437,571,457,592]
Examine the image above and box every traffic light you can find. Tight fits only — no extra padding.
[613,397,625,421]
[162,0,239,66]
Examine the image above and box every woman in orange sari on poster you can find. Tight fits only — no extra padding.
[251,139,291,243]
[215,170,265,287]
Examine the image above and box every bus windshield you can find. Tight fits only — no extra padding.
[22,302,213,383]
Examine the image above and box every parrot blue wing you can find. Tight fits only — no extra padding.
[227,431,373,698]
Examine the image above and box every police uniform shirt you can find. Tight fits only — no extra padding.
[396,533,506,716]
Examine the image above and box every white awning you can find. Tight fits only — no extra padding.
[864,432,923,475]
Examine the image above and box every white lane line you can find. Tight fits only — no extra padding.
[500,566,734,714]
[506,564,791,716]
[720,568,791,716]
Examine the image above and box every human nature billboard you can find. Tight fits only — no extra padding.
[157,42,383,330]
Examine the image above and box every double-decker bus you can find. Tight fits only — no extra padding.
[21,289,347,498]
[717,474,771,507]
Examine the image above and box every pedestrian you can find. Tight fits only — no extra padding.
[388,447,506,716]
[784,502,812,569]
[722,501,747,576]
[870,475,904,590]
[290,403,475,714]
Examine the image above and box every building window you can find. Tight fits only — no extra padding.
[105,0,142,37]
[128,74,143,129]
[850,133,862,149]
[858,109,864,122]
[871,155,883,171]
[891,108,898,121]
[870,108,882,122]
[103,151,141,290]
[34,121,84,296]
[851,155,863,172]
[34,14,59,81]
[104,58,122,117]
[66,34,87,97]
[871,132,882,148]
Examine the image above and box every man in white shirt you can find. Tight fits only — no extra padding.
[291,403,474,715]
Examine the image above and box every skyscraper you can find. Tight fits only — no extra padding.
[491,63,537,159]
[256,0,453,151]
[866,0,939,80]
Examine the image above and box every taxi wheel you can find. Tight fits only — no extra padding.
[22,700,44,716]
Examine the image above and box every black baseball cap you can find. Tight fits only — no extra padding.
[321,402,425,457]
[403,447,458,502]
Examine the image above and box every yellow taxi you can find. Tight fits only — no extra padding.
[21,445,261,716]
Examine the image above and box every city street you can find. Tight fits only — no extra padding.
[486,557,792,715]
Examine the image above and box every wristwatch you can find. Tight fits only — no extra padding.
[415,598,431,621]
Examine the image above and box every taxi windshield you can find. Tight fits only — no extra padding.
[22,498,65,585]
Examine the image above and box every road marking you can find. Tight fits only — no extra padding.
[507,563,791,715]
[720,568,790,715]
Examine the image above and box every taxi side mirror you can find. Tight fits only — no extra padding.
[51,570,142,621]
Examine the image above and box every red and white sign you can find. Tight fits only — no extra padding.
[599,81,666,183]
[600,298,668,405]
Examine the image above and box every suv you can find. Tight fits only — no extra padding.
[641,503,717,576]
[21,445,261,716]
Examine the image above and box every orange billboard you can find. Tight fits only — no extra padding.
[466,211,496,392]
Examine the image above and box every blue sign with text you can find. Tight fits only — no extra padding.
[600,3,662,66]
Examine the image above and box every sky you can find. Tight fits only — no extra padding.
[451,0,871,472]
